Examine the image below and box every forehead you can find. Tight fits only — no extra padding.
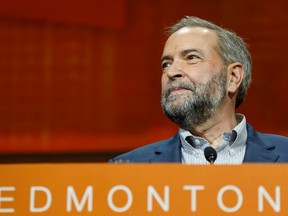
[163,27,219,54]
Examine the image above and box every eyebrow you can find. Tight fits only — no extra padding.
[160,55,172,63]
[181,48,204,56]
[161,48,204,63]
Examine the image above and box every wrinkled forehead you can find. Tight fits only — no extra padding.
[163,27,219,54]
[167,26,218,45]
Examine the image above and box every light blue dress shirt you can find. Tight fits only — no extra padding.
[180,114,247,164]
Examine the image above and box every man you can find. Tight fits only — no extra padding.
[110,16,288,164]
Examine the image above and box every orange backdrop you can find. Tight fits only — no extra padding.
[0,0,288,153]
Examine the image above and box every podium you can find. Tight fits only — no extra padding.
[0,163,287,215]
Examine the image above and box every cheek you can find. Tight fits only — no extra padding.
[161,74,168,92]
[186,66,216,83]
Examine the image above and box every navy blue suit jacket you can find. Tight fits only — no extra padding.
[110,124,288,163]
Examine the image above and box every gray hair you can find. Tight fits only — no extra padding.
[167,16,252,108]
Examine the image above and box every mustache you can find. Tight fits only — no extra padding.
[163,80,197,97]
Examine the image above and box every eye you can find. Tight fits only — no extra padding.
[186,54,200,60]
[161,61,171,70]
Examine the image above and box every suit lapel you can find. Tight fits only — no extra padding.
[243,124,279,162]
[149,133,182,163]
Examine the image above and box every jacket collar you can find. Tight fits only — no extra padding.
[243,124,279,162]
[149,133,182,163]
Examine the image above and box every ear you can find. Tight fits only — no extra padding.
[227,62,244,95]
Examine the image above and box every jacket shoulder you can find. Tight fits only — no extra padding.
[256,131,288,147]
[247,124,288,162]
[109,136,177,163]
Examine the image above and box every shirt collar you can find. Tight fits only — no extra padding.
[179,114,247,152]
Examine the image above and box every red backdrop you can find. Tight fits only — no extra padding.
[0,0,288,153]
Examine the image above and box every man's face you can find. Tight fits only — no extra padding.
[160,27,228,129]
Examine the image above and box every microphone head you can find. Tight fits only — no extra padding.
[204,146,217,164]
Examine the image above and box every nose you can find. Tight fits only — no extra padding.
[166,60,185,80]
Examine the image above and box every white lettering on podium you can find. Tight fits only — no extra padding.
[107,185,133,212]
[258,185,280,212]
[183,185,205,212]
[30,186,52,212]
[147,185,169,212]
[66,186,93,212]
[0,183,286,214]
[0,186,15,213]
[217,185,243,213]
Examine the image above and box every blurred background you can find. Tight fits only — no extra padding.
[1,0,288,163]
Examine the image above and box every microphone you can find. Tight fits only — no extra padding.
[204,147,217,164]
[185,136,217,164]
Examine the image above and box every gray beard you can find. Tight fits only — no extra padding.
[161,71,227,130]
